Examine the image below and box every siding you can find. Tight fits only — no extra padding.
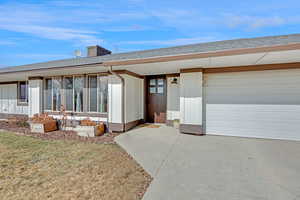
[0,84,28,115]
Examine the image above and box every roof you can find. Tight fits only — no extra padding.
[2,33,300,74]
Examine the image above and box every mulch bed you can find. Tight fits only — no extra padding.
[0,121,121,144]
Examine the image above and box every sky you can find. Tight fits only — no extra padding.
[0,0,300,67]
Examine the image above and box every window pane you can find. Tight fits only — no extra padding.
[64,77,73,111]
[149,87,156,94]
[149,79,156,86]
[19,82,28,102]
[157,86,164,94]
[157,79,164,86]
[44,79,52,110]
[98,76,108,113]
[89,76,97,112]
[53,78,62,111]
[74,77,84,112]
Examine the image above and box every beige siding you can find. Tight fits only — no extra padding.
[204,69,300,141]
[180,72,203,125]
[0,84,28,115]
[124,75,144,123]
[167,77,180,120]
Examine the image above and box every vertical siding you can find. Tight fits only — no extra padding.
[180,72,203,125]
[204,69,300,141]
[108,75,123,123]
[167,77,180,120]
[0,84,28,115]
[124,75,144,123]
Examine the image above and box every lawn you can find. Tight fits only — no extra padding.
[0,131,151,200]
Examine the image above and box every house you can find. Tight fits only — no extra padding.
[1,34,300,140]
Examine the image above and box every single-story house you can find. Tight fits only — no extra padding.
[1,33,300,140]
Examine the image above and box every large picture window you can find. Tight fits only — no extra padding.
[44,75,108,113]
[88,75,108,113]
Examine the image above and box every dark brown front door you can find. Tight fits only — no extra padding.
[146,76,167,123]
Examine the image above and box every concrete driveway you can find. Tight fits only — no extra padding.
[115,125,300,200]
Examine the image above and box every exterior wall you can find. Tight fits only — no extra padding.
[108,75,123,124]
[0,84,28,116]
[28,79,43,117]
[167,76,180,123]
[180,72,203,134]
[124,74,144,123]
[108,74,144,132]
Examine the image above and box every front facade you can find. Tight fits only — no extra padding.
[2,34,300,140]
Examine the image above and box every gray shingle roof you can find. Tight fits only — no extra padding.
[1,33,300,73]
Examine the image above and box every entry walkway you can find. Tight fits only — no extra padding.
[115,124,300,200]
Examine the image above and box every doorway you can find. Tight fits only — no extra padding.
[146,75,167,123]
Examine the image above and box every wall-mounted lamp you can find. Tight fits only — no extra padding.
[171,77,178,84]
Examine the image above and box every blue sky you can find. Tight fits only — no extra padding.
[0,0,300,67]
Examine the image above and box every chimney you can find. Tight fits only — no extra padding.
[87,45,111,57]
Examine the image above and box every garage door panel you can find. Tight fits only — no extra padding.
[205,69,300,141]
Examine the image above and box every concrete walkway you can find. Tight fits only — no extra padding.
[115,125,300,200]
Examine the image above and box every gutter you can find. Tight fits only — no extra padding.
[108,66,125,132]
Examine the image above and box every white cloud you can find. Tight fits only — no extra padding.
[0,40,16,46]
[225,15,287,29]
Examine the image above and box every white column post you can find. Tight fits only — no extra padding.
[28,78,43,117]
[179,71,203,135]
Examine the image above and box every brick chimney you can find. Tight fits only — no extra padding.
[87,45,111,57]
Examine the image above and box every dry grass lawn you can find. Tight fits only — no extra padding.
[0,132,151,200]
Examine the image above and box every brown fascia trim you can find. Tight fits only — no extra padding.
[179,124,204,136]
[110,70,144,79]
[180,68,203,73]
[0,81,18,85]
[28,76,43,80]
[102,43,300,66]
[204,62,300,73]
[179,62,300,74]
[166,73,180,77]
[0,62,105,75]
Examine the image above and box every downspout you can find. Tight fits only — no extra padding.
[108,66,125,132]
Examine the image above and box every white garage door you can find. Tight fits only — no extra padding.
[204,69,300,141]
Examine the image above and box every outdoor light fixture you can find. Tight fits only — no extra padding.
[171,78,178,84]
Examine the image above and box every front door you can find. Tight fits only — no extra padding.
[146,76,167,123]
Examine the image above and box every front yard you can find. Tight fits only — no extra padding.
[0,131,151,200]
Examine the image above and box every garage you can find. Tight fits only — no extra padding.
[204,69,300,141]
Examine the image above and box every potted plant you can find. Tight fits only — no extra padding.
[29,113,57,133]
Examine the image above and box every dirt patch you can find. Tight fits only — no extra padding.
[0,131,152,200]
[0,121,120,144]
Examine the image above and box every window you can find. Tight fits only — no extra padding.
[89,75,108,113]
[64,77,73,111]
[149,78,164,94]
[18,81,28,104]
[44,78,52,110]
[44,75,108,113]
[74,76,84,112]
[52,78,62,111]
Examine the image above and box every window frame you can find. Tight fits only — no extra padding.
[44,74,108,114]
[17,81,28,105]
[88,74,108,114]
